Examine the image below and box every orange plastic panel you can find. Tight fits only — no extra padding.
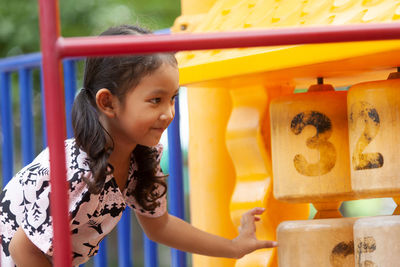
[226,81,309,267]
[187,82,237,267]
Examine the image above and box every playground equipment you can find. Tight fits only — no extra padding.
[348,75,400,200]
[1,0,399,266]
[270,79,352,214]
[353,215,400,266]
[172,0,400,266]
[278,217,357,267]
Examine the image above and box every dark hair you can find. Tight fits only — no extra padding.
[71,25,176,211]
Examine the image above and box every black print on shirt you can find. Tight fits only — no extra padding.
[0,139,166,266]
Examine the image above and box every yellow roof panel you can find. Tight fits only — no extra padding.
[173,0,400,84]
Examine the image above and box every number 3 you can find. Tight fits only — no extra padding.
[290,111,336,176]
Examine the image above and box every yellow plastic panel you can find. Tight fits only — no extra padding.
[181,0,217,15]
[177,41,400,86]
[187,81,237,267]
[173,0,400,85]
[226,78,309,267]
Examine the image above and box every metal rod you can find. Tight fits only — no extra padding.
[93,239,107,267]
[58,22,400,58]
[144,234,158,267]
[38,0,72,266]
[19,68,35,166]
[63,59,77,139]
[39,65,48,148]
[0,53,42,72]
[0,72,14,186]
[168,95,187,267]
[117,208,132,267]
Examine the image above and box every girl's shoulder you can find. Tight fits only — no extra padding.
[64,138,91,172]
[2,139,90,199]
[12,139,91,183]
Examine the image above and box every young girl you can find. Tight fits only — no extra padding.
[0,25,277,267]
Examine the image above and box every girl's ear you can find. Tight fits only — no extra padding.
[96,88,117,118]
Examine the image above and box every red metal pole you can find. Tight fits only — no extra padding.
[38,0,71,266]
[35,3,400,266]
[58,22,400,57]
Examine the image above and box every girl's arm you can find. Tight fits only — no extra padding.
[9,227,52,267]
[136,207,277,259]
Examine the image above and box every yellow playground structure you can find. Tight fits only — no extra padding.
[172,0,400,266]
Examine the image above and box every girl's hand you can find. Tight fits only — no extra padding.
[231,207,278,259]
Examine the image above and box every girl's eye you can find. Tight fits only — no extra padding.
[171,93,179,102]
[150,98,161,104]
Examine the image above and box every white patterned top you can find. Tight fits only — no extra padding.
[0,139,167,266]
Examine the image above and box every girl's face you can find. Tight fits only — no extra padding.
[111,62,179,148]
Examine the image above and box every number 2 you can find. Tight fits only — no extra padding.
[349,101,383,170]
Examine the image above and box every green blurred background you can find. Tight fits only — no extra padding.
[0,0,181,57]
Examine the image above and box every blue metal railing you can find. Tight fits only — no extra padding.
[168,95,187,266]
[63,59,77,139]
[0,51,187,267]
[0,71,14,185]
[118,209,133,267]
[18,68,35,166]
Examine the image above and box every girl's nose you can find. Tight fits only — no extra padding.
[160,105,175,121]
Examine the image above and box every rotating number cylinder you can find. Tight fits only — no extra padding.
[271,86,352,203]
[348,78,400,198]
[277,217,357,267]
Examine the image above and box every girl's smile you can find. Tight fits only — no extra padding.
[151,127,166,134]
